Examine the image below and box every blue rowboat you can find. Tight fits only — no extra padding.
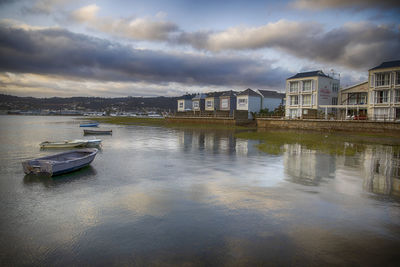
[22,148,98,176]
[80,122,99,127]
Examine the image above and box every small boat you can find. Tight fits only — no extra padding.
[84,129,112,135]
[73,139,102,147]
[40,140,88,149]
[22,148,98,176]
[80,122,99,127]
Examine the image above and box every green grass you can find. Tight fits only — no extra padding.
[84,116,251,130]
[235,129,400,156]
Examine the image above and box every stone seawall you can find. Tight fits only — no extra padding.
[256,118,400,133]
[166,116,237,125]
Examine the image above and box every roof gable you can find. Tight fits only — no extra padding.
[287,70,329,80]
[237,88,261,97]
[369,60,400,71]
[258,90,285,98]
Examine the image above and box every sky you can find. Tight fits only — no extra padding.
[0,0,399,97]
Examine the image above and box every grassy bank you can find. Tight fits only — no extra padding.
[235,129,400,156]
[85,116,250,130]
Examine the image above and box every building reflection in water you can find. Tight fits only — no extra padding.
[283,144,336,186]
[364,146,400,197]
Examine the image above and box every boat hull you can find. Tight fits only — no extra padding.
[84,129,112,135]
[40,141,87,148]
[80,123,99,127]
[22,148,98,176]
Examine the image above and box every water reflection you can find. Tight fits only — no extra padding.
[23,166,97,187]
[364,146,400,197]
[283,144,336,186]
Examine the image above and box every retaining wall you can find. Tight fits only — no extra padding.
[256,118,400,133]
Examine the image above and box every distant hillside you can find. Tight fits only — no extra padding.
[0,94,196,112]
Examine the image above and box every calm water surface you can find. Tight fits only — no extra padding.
[0,115,399,266]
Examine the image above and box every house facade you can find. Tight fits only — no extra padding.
[205,92,224,111]
[338,81,368,119]
[219,90,237,115]
[285,70,340,119]
[368,60,400,121]
[177,95,193,112]
[192,93,206,112]
[236,88,262,119]
[258,90,285,112]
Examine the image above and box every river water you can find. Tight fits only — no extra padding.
[0,115,399,266]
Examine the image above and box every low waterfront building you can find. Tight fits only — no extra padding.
[338,81,368,119]
[192,93,206,112]
[177,95,193,112]
[368,60,400,121]
[236,88,262,119]
[219,90,237,115]
[285,70,340,119]
[205,92,224,111]
[258,90,285,112]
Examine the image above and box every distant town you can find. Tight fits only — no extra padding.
[0,94,184,116]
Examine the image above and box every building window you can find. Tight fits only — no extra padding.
[348,93,367,105]
[375,73,390,87]
[332,97,338,105]
[375,90,388,103]
[221,99,229,109]
[395,89,400,103]
[302,95,311,105]
[193,101,199,108]
[179,102,183,108]
[302,80,312,92]
[290,82,299,93]
[206,100,213,108]
[290,95,298,105]
[396,72,400,85]
[332,83,339,93]
[238,98,247,106]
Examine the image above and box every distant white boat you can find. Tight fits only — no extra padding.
[22,148,98,176]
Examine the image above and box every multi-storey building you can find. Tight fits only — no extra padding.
[368,60,400,121]
[338,81,368,119]
[285,70,340,119]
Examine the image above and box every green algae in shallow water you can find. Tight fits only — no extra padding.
[85,116,250,130]
[235,130,400,156]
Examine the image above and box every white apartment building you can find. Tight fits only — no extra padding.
[285,70,340,119]
[368,60,400,121]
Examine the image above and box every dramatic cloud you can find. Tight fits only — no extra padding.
[175,20,400,70]
[71,5,179,41]
[291,0,400,10]
[0,24,291,91]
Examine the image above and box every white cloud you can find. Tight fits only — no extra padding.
[71,4,178,41]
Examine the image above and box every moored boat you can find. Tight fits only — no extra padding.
[84,129,112,135]
[22,148,98,176]
[73,139,102,147]
[80,122,99,127]
[40,140,88,149]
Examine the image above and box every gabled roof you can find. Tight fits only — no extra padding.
[206,91,225,98]
[340,81,368,92]
[258,90,285,99]
[237,88,261,97]
[287,70,330,80]
[192,93,207,100]
[220,90,237,97]
[178,94,193,100]
[369,60,400,71]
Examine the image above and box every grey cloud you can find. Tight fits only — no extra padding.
[174,21,400,70]
[0,24,291,89]
[290,0,400,10]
